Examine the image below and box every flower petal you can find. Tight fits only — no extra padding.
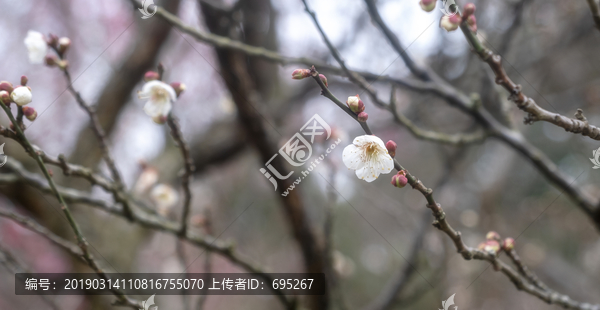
[343,144,362,170]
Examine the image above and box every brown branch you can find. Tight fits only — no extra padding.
[166,114,195,236]
[459,21,600,140]
[308,68,600,310]
[0,100,140,309]
[59,66,133,220]
[587,0,600,31]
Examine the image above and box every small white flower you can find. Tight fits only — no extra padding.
[137,80,177,119]
[342,135,394,182]
[24,31,48,64]
[11,86,32,106]
[150,184,178,216]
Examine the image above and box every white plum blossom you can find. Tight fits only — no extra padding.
[133,166,159,194]
[137,80,177,120]
[342,135,394,182]
[150,184,179,216]
[11,86,32,106]
[24,31,48,64]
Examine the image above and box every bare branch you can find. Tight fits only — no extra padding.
[586,0,600,31]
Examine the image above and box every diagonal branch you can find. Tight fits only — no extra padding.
[586,0,600,31]
[309,67,600,310]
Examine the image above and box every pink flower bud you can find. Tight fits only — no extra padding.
[480,240,500,254]
[170,82,186,97]
[20,75,28,86]
[22,106,37,121]
[386,140,397,157]
[319,74,328,87]
[0,91,10,104]
[144,71,160,82]
[57,37,71,55]
[419,0,436,12]
[486,231,501,241]
[291,69,310,80]
[347,95,365,114]
[45,55,58,67]
[502,238,515,251]
[357,111,368,122]
[440,15,461,32]
[463,3,476,19]
[391,171,408,188]
[47,34,58,48]
[0,81,14,94]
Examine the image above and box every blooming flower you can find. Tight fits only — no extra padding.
[150,184,179,216]
[342,135,394,182]
[11,86,32,106]
[137,80,177,120]
[24,31,48,64]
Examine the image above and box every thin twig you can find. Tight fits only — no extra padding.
[308,68,600,310]
[167,114,195,236]
[0,99,140,308]
[586,0,600,31]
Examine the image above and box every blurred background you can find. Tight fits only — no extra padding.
[0,0,599,309]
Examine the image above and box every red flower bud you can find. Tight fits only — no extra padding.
[144,71,160,82]
[486,231,501,241]
[391,171,408,188]
[0,91,10,104]
[170,82,186,97]
[357,111,368,122]
[467,15,477,32]
[386,140,397,157]
[47,34,58,48]
[319,74,328,87]
[20,75,28,86]
[481,240,500,254]
[419,0,436,12]
[502,238,515,251]
[22,106,37,121]
[0,81,14,94]
[152,115,168,124]
[291,69,311,80]
[45,55,59,67]
[463,3,476,19]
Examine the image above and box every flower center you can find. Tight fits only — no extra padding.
[362,142,380,161]
[151,87,170,102]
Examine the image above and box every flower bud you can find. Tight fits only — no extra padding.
[440,15,461,32]
[11,86,32,106]
[152,115,168,124]
[20,75,28,86]
[45,55,59,67]
[0,91,10,104]
[319,74,328,87]
[386,140,397,157]
[0,81,14,94]
[144,71,160,82]
[357,111,368,122]
[57,37,71,55]
[170,82,186,97]
[291,69,310,80]
[347,95,365,114]
[419,0,436,12]
[466,15,477,32]
[481,240,500,254]
[462,3,476,19]
[486,231,501,241]
[22,106,37,121]
[47,34,58,48]
[391,171,408,188]
[57,59,69,70]
[502,238,515,251]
